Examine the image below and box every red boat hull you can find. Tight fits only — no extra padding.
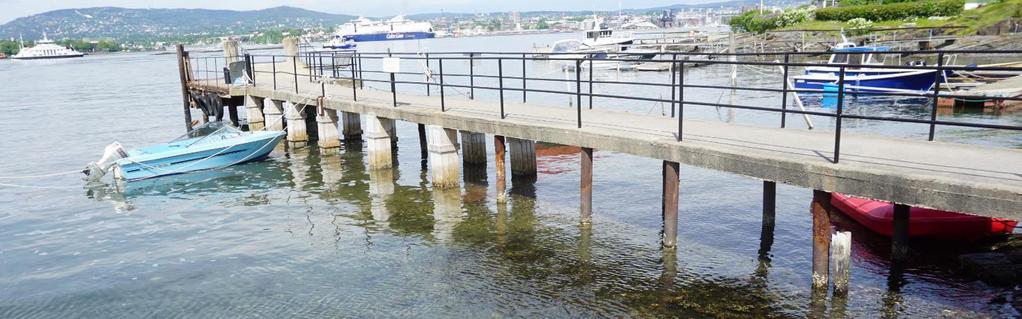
[831,193,1016,240]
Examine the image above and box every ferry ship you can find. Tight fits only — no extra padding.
[331,16,435,42]
[11,33,85,60]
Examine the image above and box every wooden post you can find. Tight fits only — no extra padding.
[494,136,507,203]
[508,138,537,178]
[418,123,428,161]
[175,44,193,132]
[892,203,911,262]
[662,161,680,248]
[831,231,852,295]
[810,190,832,290]
[341,112,362,141]
[580,147,594,225]
[760,180,777,257]
[461,131,486,165]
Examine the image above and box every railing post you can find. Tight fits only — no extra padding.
[469,53,475,100]
[425,53,431,96]
[244,53,254,85]
[670,54,677,118]
[439,58,446,112]
[522,53,527,103]
[498,58,505,119]
[293,57,299,94]
[576,59,582,129]
[357,53,364,89]
[350,55,358,101]
[678,61,685,142]
[834,66,846,164]
[389,51,397,107]
[588,57,594,110]
[928,52,944,141]
[318,52,324,80]
[272,56,277,90]
[781,53,790,128]
[331,53,337,78]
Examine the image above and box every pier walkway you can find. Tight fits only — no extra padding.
[192,59,1022,220]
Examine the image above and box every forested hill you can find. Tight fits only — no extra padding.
[0,6,356,41]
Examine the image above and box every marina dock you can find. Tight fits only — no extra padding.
[179,39,1022,292]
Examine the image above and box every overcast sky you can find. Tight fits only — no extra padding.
[0,0,722,24]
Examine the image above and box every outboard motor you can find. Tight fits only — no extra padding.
[83,142,127,183]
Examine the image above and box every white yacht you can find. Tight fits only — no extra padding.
[12,33,85,60]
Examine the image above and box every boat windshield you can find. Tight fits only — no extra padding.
[171,122,242,142]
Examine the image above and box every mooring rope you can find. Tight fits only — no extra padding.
[0,169,82,179]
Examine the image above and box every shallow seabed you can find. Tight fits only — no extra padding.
[1,33,1020,318]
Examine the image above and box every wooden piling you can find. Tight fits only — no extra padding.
[461,131,487,165]
[175,44,193,132]
[662,161,680,248]
[892,203,911,262]
[760,180,777,257]
[341,111,362,141]
[494,136,507,203]
[508,137,537,177]
[580,147,594,225]
[811,190,832,290]
[831,231,852,295]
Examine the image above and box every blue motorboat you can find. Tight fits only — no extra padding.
[323,35,357,50]
[84,122,285,182]
[793,43,943,94]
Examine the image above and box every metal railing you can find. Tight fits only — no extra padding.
[186,49,1022,163]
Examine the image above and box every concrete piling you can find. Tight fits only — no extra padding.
[264,99,284,131]
[580,147,594,225]
[494,136,508,203]
[284,101,308,146]
[507,137,537,178]
[244,95,265,131]
[340,111,362,141]
[831,231,852,295]
[316,104,340,149]
[810,190,832,290]
[461,131,487,166]
[364,113,395,170]
[427,125,460,189]
[662,161,680,248]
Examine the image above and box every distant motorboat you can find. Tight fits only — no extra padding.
[323,34,357,50]
[11,32,85,60]
[83,122,285,183]
[793,42,942,95]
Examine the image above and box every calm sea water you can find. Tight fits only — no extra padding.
[1,33,1020,318]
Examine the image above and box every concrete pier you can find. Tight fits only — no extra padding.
[364,113,394,170]
[316,104,340,149]
[284,101,308,145]
[461,131,487,166]
[264,99,284,131]
[244,95,265,131]
[427,125,460,189]
[507,137,537,178]
[340,111,362,141]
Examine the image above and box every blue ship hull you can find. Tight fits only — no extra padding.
[349,32,435,42]
[794,70,940,93]
[115,130,285,181]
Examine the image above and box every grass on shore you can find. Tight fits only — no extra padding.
[776,0,1021,35]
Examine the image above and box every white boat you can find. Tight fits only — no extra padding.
[11,33,84,60]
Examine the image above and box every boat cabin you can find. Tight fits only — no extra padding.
[828,45,889,66]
